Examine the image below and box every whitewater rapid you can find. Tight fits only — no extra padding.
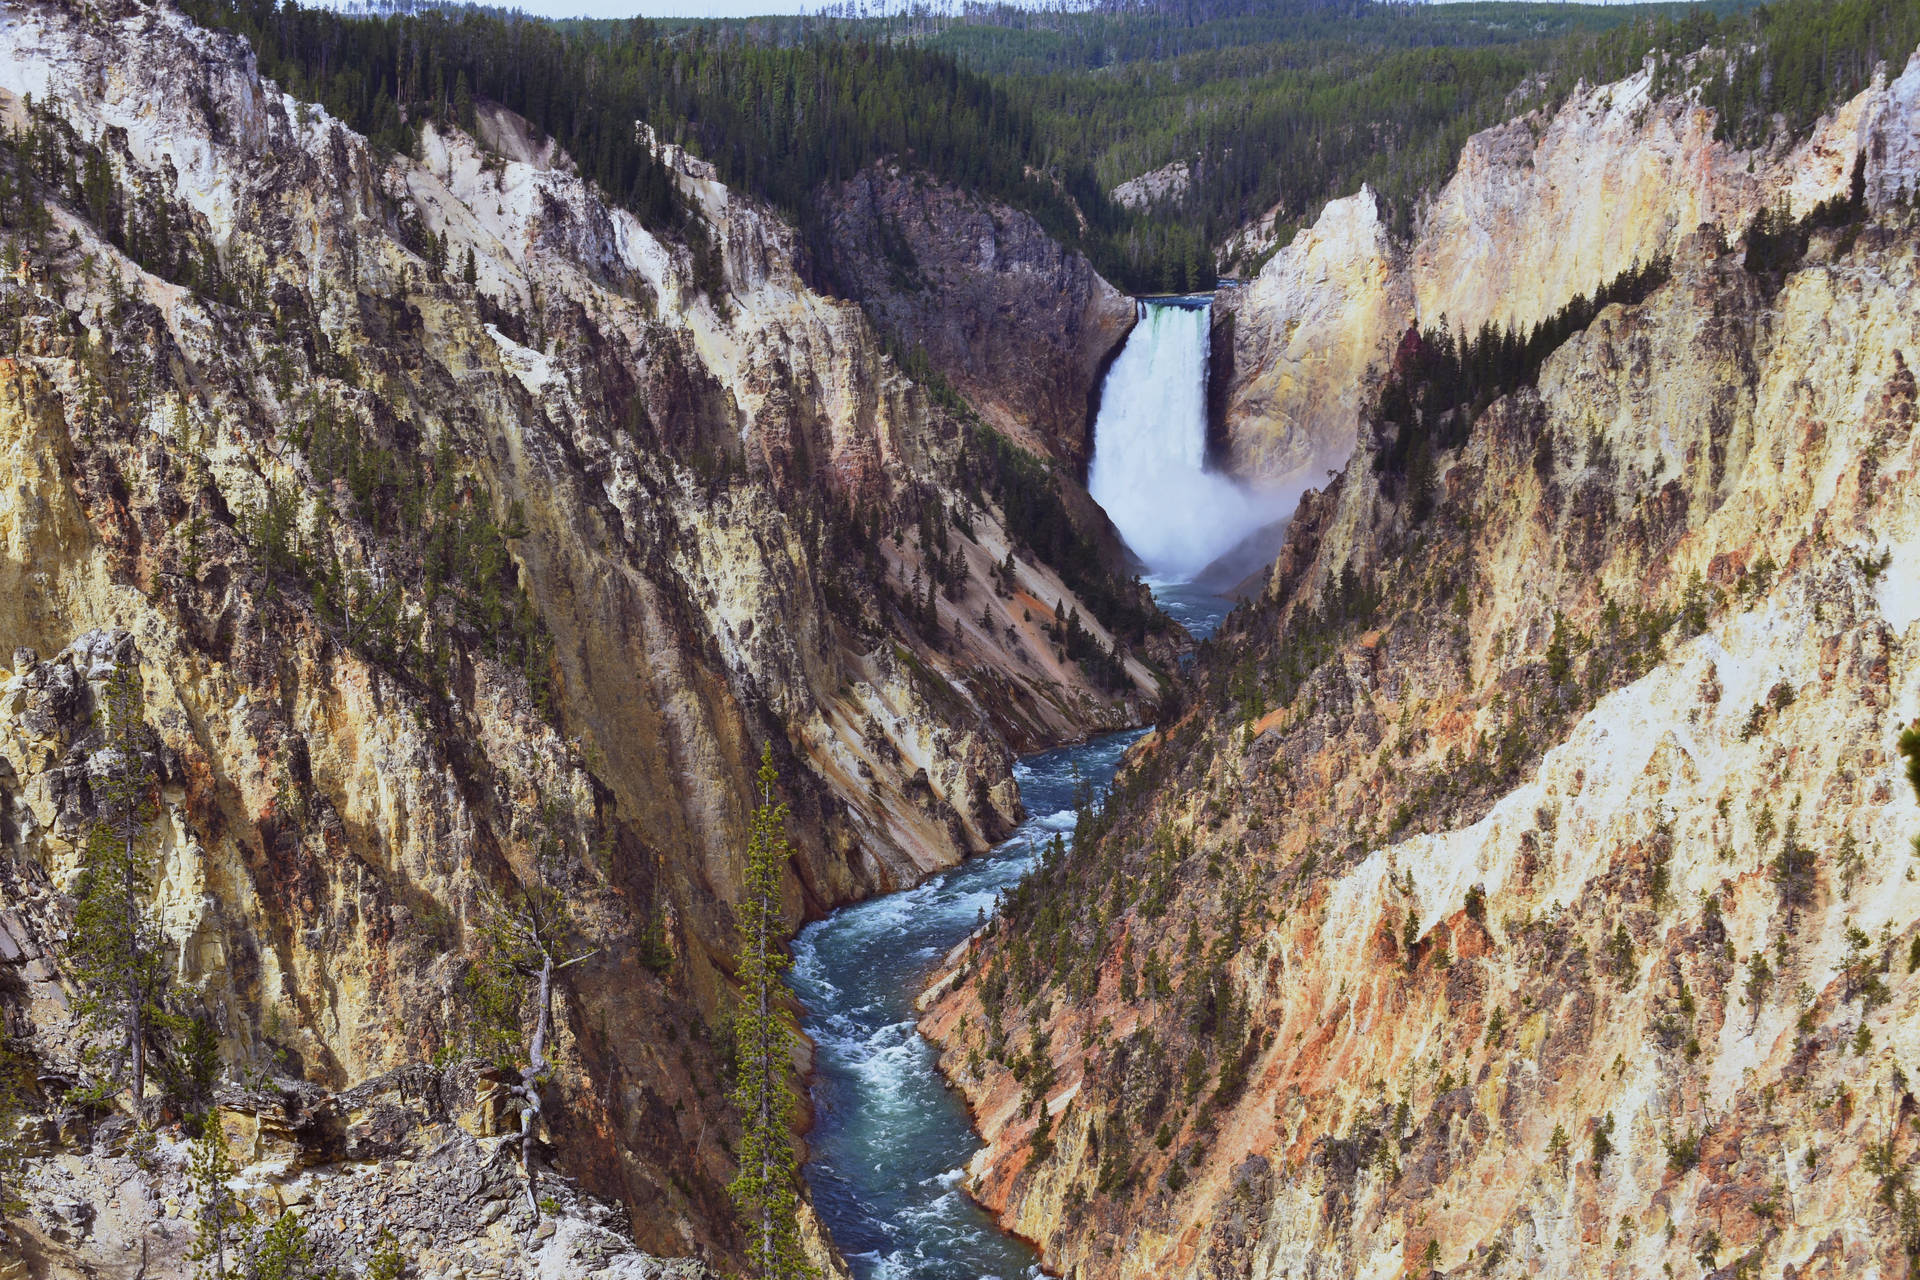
[787,303,1270,1276]
[791,733,1145,1280]
[1086,298,1295,583]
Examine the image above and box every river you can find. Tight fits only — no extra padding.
[790,731,1137,1279]
[792,290,1249,1277]
[792,590,1228,1279]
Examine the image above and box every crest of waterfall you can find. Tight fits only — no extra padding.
[1087,298,1296,583]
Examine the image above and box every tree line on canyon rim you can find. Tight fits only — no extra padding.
[183,0,1918,295]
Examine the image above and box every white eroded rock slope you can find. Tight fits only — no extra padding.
[1220,55,1920,496]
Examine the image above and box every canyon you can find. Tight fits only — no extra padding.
[925,49,1920,1280]
[0,0,1155,1274]
[2,2,1919,1279]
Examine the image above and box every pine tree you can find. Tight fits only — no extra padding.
[453,71,475,132]
[188,1120,246,1280]
[164,1011,224,1128]
[0,1046,26,1243]
[364,1231,405,1280]
[68,661,176,1119]
[1770,817,1817,925]
[728,748,812,1280]
[248,1210,320,1280]
[1900,721,1920,802]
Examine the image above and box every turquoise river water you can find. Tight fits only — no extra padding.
[790,589,1228,1278]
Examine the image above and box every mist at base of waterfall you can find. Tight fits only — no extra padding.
[1087,299,1301,584]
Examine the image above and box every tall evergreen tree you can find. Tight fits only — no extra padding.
[188,1119,245,1280]
[1899,720,1920,802]
[729,747,812,1280]
[68,661,176,1119]
[0,1046,26,1244]
[247,1210,321,1280]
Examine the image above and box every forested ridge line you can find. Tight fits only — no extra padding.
[996,0,1917,283]
[184,0,1106,290]
[184,0,1920,294]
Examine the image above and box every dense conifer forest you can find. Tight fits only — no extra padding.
[185,0,1920,292]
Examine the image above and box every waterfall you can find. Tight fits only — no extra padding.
[1087,298,1294,584]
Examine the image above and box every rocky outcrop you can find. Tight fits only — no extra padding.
[1211,186,1408,494]
[1112,160,1192,212]
[6,1062,712,1280]
[817,163,1136,470]
[929,145,1920,1280]
[0,0,1158,1271]
[1217,54,1920,496]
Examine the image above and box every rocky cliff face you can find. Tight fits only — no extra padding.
[1218,55,1920,496]
[928,83,1920,1280]
[1111,160,1192,213]
[818,163,1136,471]
[1211,186,1407,495]
[0,0,1156,1272]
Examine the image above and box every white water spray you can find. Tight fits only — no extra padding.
[1087,299,1294,583]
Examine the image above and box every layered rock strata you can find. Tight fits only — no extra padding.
[0,0,1156,1270]
[1217,55,1920,496]
[930,109,1920,1280]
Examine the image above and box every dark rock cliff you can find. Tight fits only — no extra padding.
[818,163,1136,472]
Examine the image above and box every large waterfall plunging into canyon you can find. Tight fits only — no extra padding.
[1087,298,1295,585]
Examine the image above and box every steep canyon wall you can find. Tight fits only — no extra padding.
[0,1,1156,1273]
[932,56,1920,1280]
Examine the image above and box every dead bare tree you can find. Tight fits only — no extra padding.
[471,878,595,1217]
